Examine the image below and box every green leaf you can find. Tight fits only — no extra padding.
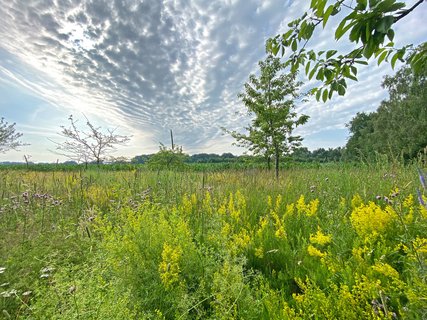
[282,29,294,41]
[291,39,297,52]
[356,0,367,10]
[322,88,328,102]
[305,61,311,75]
[271,45,280,56]
[316,0,326,18]
[347,74,358,81]
[391,52,399,69]
[309,65,318,80]
[363,40,375,59]
[355,60,369,65]
[323,5,334,28]
[387,29,394,41]
[326,50,337,59]
[377,50,388,65]
[316,88,322,101]
[376,0,405,13]
[365,21,371,43]
[324,69,334,82]
[349,23,362,43]
[335,19,356,40]
[369,0,381,9]
[376,16,394,34]
[316,68,325,81]
[305,23,315,39]
[338,85,346,96]
[351,66,358,76]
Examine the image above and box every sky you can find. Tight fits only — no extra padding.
[0,0,426,162]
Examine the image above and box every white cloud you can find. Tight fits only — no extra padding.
[0,0,425,161]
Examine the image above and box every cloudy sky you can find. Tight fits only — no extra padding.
[0,0,425,162]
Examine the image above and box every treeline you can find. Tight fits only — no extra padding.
[129,148,346,165]
[346,64,426,162]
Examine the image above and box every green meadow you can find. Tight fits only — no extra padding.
[0,164,426,319]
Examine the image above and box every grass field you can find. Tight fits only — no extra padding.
[0,164,426,319]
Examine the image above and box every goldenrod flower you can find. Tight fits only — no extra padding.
[159,243,182,289]
[309,227,332,246]
[350,201,396,239]
[372,262,399,279]
[307,244,327,258]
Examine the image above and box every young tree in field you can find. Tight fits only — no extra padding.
[52,115,130,166]
[267,0,426,102]
[227,55,309,179]
[0,117,26,153]
[147,131,188,170]
[147,143,188,170]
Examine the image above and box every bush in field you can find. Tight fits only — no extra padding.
[147,143,189,170]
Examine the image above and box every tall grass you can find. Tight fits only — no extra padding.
[0,163,425,319]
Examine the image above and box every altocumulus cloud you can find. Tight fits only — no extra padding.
[0,0,291,155]
[0,0,425,159]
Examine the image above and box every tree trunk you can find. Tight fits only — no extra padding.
[267,156,271,170]
[275,148,280,180]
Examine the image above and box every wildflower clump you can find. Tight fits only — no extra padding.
[307,226,331,259]
[158,243,182,289]
[296,195,319,216]
[309,227,332,246]
[350,201,397,240]
[371,262,400,279]
[307,245,327,258]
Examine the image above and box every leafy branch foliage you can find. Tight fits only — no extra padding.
[267,0,426,101]
[52,115,130,165]
[226,55,309,178]
[0,117,26,153]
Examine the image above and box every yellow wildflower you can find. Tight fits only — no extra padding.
[295,195,319,216]
[307,244,327,258]
[256,216,269,237]
[255,247,264,259]
[350,201,397,239]
[285,203,295,216]
[309,227,332,246]
[275,226,286,239]
[413,237,427,254]
[233,229,251,250]
[159,243,182,289]
[372,262,400,279]
[221,222,231,237]
[403,194,414,208]
[308,199,319,216]
[296,195,306,214]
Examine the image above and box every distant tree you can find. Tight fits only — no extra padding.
[267,0,426,102]
[346,112,376,160]
[131,154,153,164]
[346,63,426,160]
[52,115,130,166]
[226,55,309,179]
[147,143,188,170]
[0,117,26,153]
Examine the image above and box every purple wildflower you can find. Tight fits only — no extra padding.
[418,168,426,190]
